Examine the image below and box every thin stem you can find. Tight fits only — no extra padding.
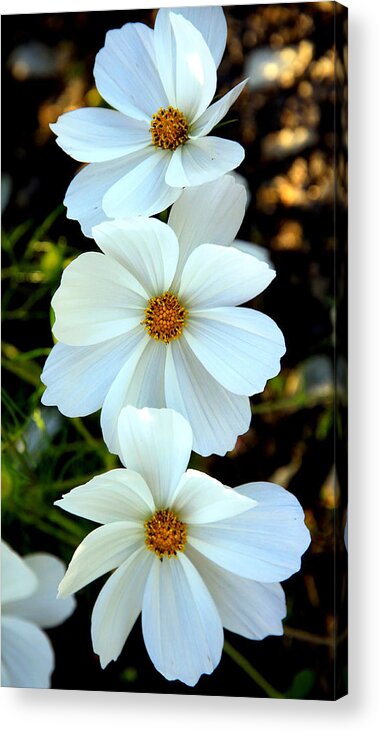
[223,640,285,698]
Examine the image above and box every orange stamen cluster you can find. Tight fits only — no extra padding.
[150,106,189,150]
[144,509,187,559]
[142,291,187,344]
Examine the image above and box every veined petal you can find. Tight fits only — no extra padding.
[92,218,179,298]
[172,469,255,525]
[187,546,286,640]
[168,175,246,284]
[1,616,54,689]
[179,243,275,309]
[4,554,75,630]
[166,137,244,188]
[142,552,223,686]
[51,108,150,162]
[154,12,217,123]
[102,148,182,219]
[190,80,248,138]
[57,522,144,597]
[94,23,168,119]
[187,482,311,583]
[164,338,251,457]
[184,308,285,396]
[92,547,153,668]
[156,6,227,68]
[117,407,193,508]
[54,469,155,525]
[1,541,37,605]
[233,239,272,265]
[101,338,166,455]
[52,252,146,346]
[41,329,146,418]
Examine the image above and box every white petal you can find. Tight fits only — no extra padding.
[94,23,168,119]
[100,337,167,455]
[64,158,126,237]
[154,12,216,123]
[1,616,54,688]
[92,547,153,668]
[55,469,154,524]
[142,552,223,686]
[156,6,227,68]
[51,108,150,162]
[168,174,246,284]
[102,148,182,219]
[57,522,144,597]
[187,546,286,640]
[172,470,255,525]
[52,252,146,346]
[179,243,275,309]
[41,329,145,418]
[166,137,244,188]
[117,406,193,508]
[233,239,272,265]
[187,482,311,582]
[1,541,37,605]
[184,307,285,396]
[92,217,179,297]
[190,80,248,138]
[4,554,75,629]
[164,338,251,457]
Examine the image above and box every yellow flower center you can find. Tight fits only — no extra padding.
[144,509,187,559]
[150,106,189,151]
[142,291,187,344]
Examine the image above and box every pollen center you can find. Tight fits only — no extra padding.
[142,291,187,344]
[144,509,187,559]
[150,106,189,150]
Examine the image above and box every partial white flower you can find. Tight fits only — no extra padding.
[1,541,76,688]
[41,182,285,457]
[51,6,247,236]
[55,406,311,686]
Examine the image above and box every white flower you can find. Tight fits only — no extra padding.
[51,6,247,236]
[55,406,311,687]
[41,176,285,457]
[1,541,76,688]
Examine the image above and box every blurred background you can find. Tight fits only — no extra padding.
[2,3,347,699]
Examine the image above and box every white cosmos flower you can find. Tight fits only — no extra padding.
[51,6,247,236]
[41,178,285,457]
[1,541,76,688]
[55,406,311,687]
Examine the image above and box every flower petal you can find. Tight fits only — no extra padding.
[179,243,275,309]
[1,541,37,605]
[164,337,251,457]
[41,330,145,418]
[166,137,244,188]
[187,546,286,640]
[1,616,54,688]
[184,307,285,396]
[4,554,75,629]
[102,148,182,219]
[233,239,272,265]
[51,108,150,162]
[92,217,179,298]
[55,469,155,525]
[154,12,216,123]
[168,174,246,284]
[187,482,311,582]
[190,80,248,138]
[92,547,153,668]
[142,552,223,686]
[156,6,227,68]
[172,469,255,525]
[94,23,168,119]
[52,252,146,346]
[117,406,193,508]
[57,522,144,597]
